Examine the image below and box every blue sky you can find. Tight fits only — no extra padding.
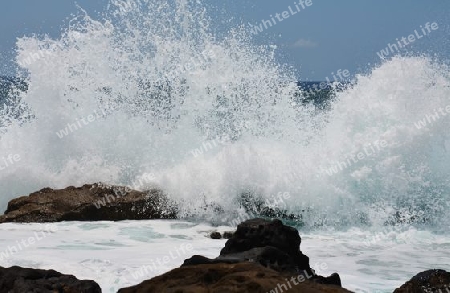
[0,0,448,80]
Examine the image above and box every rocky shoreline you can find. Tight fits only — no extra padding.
[0,183,177,223]
[0,183,448,292]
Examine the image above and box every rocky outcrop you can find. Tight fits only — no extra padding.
[219,218,312,273]
[185,218,339,283]
[117,262,351,293]
[0,265,101,293]
[394,269,450,293]
[0,183,177,223]
[119,218,344,292]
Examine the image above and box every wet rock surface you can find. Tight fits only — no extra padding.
[394,269,450,293]
[119,218,345,292]
[186,219,341,285]
[117,262,351,293]
[0,183,177,223]
[0,265,101,293]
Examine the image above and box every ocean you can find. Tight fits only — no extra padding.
[0,1,449,292]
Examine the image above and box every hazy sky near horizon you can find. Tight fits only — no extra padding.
[0,0,448,80]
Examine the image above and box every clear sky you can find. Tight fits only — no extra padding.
[0,0,448,80]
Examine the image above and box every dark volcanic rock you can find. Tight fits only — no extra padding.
[217,246,299,272]
[220,218,310,272]
[118,262,351,293]
[0,265,101,293]
[394,269,450,293]
[182,218,341,287]
[0,183,177,223]
[222,231,234,239]
[184,249,295,268]
[119,218,346,292]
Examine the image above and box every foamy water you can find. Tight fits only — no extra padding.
[0,220,448,292]
[0,0,448,230]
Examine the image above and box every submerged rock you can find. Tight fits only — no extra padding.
[0,183,177,223]
[209,231,222,239]
[394,269,450,293]
[0,265,101,293]
[209,231,235,239]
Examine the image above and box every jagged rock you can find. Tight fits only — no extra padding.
[217,246,299,272]
[394,269,450,293]
[182,218,341,286]
[220,218,312,273]
[0,183,177,223]
[0,265,101,293]
[117,262,351,293]
[184,249,296,269]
